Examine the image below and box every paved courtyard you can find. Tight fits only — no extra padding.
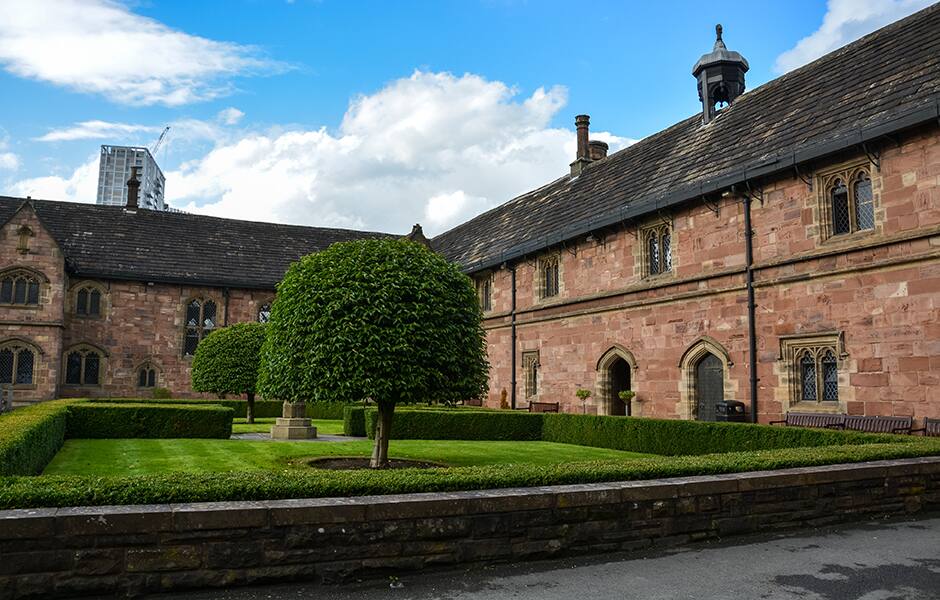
[152,515,940,600]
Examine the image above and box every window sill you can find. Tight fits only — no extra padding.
[0,304,41,310]
[822,228,876,246]
[4,384,37,390]
[789,402,843,413]
[643,271,675,282]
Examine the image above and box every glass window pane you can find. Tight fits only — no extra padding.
[66,352,82,385]
[662,231,672,272]
[13,278,26,304]
[0,278,12,303]
[186,300,201,327]
[203,301,217,329]
[89,290,101,315]
[148,369,156,387]
[801,354,817,401]
[854,174,874,231]
[831,180,850,235]
[184,331,200,355]
[76,289,88,314]
[138,368,147,387]
[15,349,33,384]
[84,353,99,385]
[0,349,13,384]
[26,282,39,305]
[822,351,839,401]
[648,233,660,275]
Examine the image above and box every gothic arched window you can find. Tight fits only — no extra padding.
[74,284,104,317]
[0,270,40,306]
[796,346,839,403]
[0,340,36,386]
[183,299,217,356]
[539,255,560,299]
[824,166,875,238]
[137,363,158,388]
[64,346,103,386]
[643,223,672,276]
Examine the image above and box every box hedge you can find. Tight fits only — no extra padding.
[66,403,233,439]
[87,398,353,420]
[365,409,544,441]
[344,406,368,436]
[540,413,896,456]
[0,400,71,476]
[2,439,937,509]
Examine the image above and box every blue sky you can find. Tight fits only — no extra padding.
[0,0,931,234]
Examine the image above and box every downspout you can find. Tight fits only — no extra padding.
[222,288,230,326]
[509,264,518,410]
[743,194,759,423]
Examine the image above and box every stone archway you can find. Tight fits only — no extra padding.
[677,337,733,421]
[596,345,637,416]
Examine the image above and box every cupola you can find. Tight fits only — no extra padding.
[692,24,749,124]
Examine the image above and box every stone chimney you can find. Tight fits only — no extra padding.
[570,115,592,176]
[588,140,609,161]
[126,167,140,211]
[404,223,432,248]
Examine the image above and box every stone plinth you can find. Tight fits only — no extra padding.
[270,402,317,439]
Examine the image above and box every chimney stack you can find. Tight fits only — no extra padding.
[126,167,140,211]
[588,140,609,161]
[570,114,592,176]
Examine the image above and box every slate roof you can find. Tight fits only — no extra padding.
[0,197,391,288]
[433,4,940,271]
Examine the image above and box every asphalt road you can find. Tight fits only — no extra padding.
[152,516,940,600]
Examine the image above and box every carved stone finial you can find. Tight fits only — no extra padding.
[716,24,723,42]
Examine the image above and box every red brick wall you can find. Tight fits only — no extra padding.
[481,123,940,424]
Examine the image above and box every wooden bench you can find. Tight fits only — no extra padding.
[769,412,845,429]
[528,401,559,413]
[828,414,914,435]
[913,417,940,437]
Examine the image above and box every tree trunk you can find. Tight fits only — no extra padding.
[246,392,255,424]
[370,403,394,469]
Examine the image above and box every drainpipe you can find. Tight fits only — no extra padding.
[508,263,518,410]
[743,194,759,423]
[222,288,230,326]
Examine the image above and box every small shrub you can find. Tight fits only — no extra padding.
[344,406,367,437]
[67,403,233,439]
[152,387,172,400]
[89,397,284,419]
[365,409,544,441]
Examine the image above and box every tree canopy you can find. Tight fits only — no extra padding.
[191,321,266,421]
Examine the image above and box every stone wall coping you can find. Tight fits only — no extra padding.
[1,457,937,538]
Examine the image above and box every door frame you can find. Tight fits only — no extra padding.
[677,337,733,421]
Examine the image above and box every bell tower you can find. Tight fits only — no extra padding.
[692,24,749,124]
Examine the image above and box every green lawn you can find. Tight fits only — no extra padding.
[232,418,345,435]
[42,438,651,476]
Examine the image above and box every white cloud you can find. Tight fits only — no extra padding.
[0,0,283,106]
[35,120,162,142]
[774,0,933,73]
[0,136,18,170]
[218,108,245,125]
[5,70,637,234]
[7,156,98,202]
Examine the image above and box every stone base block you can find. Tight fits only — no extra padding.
[270,417,318,440]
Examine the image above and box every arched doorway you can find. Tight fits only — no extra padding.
[609,357,632,416]
[596,345,637,416]
[694,352,724,421]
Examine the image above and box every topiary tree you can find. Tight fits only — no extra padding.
[258,238,489,468]
[191,321,267,423]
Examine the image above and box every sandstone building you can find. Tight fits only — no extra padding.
[2,7,939,425]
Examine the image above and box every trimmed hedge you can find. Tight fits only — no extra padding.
[88,398,354,420]
[365,409,543,441]
[344,406,367,437]
[540,413,896,456]
[2,439,938,509]
[0,400,71,476]
[66,403,233,439]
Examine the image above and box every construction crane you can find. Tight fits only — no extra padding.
[150,126,170,155]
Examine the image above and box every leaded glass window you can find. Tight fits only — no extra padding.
[0,342,36,387]
[64,347,102,386]
[522,351,539,398]
[138,365,157,388]
[183,299,217,356]
[823,166,876,238]
[0,271,40,306]
[793,346,839,405]
[540,256,559,299]
[476,276,492,312]
[643,223,672,276]
[800,353,817,401]
[258,303,272,323]
[822,350,839,401]
[75,286,102,317]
